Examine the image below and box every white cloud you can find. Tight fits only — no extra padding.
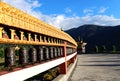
[98,7,108,13]
[45,15,81,30]
[2,0,120,30]
[80,15,120,26]
[31,1,41,8]
[83,9,93,14]
[42,14,120,30]
[65,7,72,13]
[83,8,94,16]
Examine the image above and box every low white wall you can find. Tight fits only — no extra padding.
[0,52,77,81]
[53,57,77,81]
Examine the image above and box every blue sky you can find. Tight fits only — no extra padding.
[3,0,120,30]
[38,0,120,17]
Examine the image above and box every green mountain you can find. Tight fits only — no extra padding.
[65,24,120,53]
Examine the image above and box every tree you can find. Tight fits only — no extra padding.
[112,45,116,53]
[102,45,106,53]
[95,45,99,53]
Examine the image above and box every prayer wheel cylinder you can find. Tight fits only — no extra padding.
[53,48,57,58]
[37,47,44,61]
[29,48,37,63]
[19,47,28,65]
[5,47,16,67]
[49,47,54,59]
[43,47,49,60]
[60,48,63,56]
[57,48,61,57]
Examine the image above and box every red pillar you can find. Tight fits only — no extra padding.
[59,41,67,74]
[71,56,75,63]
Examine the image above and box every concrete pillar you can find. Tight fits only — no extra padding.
[10,29,15,40]
[51,38,53,43]
[28,33,31,41]
[44,36,46,42]
[35,34,37,42]
[59,41,67,74]
[40,35,43,42]
[20,31,24,40]
[49,37,51,43]
[57,39,59,44]
[0,27,3,38]
[48,37,50,43]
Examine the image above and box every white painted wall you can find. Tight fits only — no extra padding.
[0,52,77,81]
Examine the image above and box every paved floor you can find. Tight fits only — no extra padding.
[69,54,120,81]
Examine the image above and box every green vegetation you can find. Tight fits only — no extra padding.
[91,45,120,54]
[112,45,116,53]
[102,45,106,53]
[95,45,99,53]
[25,67,60,81]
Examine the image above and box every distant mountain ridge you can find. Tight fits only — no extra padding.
[65,24,120,53]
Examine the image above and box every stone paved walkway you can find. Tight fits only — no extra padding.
[69,54,120,81]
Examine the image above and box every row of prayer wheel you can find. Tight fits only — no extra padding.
[5,46,63,67]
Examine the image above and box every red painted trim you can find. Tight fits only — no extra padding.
[59,41,67,74]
